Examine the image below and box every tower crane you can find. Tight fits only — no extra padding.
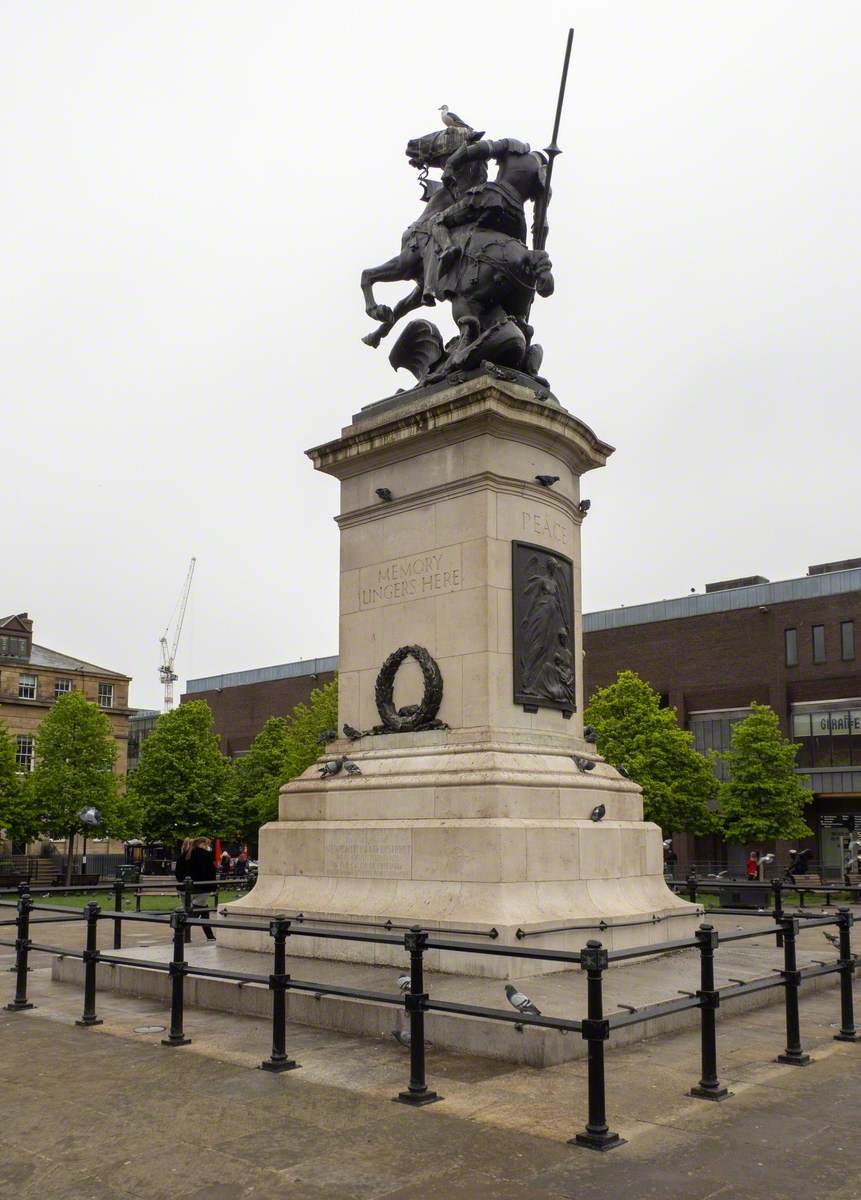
[159,557,196,711]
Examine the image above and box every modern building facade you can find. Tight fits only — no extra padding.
[0,613,132,775]
[127,708,160,772]
[583,559,861,875]
[181,656,337,757]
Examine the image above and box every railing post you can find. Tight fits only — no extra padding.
[135,886,142,913]
[834,908,859,1043]
[572,940,624,1151]
[112,879,124,951]
[689,924,731,1101]
[182,876,194,944]
[395,927,441,1106]
[76,902,103,1027]
[5,890,34,1011]
[776,917,810,1066]
[772,878,784,949]
[162,910,191,1046]
[686,870,698,904]
[261,917,299,1072]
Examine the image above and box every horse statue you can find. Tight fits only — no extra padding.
[360,127,555,388]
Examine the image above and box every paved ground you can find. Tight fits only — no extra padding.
[1,939,859,1200]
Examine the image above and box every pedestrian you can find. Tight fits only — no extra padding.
[235,848,248,879]
[220,849,231,879]
[746,849,759,881]
[175,837,217,941]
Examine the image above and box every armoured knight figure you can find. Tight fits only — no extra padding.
[359,101,569,391]
[428,137,552,299]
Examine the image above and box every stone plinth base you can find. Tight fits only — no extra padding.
[220,733,700,977]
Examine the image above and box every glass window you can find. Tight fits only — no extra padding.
[14,735,34,771]
[97,682,114,708]
[812,625,826,664]
[785,628,799,667]
[0,636,26,658]
[54,678,73,698]
[842,621,855,661]
[792,713,811,738]
[18,673,36,700]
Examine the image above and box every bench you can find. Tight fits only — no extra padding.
[790,873,822,888]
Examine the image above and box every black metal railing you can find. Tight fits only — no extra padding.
[671,875,861,911]
[1,878,857,1152]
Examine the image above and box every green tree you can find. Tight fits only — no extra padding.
[129,700,234,844]
[29,691,123,883]
[584,670,719,835]
[0,720,41,846]
[233,716,293,839]
[233,679,339,835]
[719,702,812,843]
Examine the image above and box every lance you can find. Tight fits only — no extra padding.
[533,27,574,253]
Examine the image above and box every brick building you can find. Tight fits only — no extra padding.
[583,559,861,876]
[0,613,132,775]
[180,656,337,757]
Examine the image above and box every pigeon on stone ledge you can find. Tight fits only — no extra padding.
[318,757,344,778]
[583,724,598,744]
[573,756,596,772]
[343,760,362,776]
[504,984,541,1016]
[343,724,362,740]
[590,803,606,822]
[535,475,560,488]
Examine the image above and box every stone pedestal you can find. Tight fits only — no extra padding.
[222,374,699,976]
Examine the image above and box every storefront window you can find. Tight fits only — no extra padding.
[792,705,861,768]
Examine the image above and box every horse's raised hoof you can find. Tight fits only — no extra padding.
[362,331,383,349]
[367,304,393,323]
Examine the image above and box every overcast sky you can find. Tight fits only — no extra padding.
[2,1,859,710]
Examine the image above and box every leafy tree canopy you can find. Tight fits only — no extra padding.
[584,670,719,835]
[0,720,40,845]
[129,700,234,844]
[234,679,339,835]
[29,691,122,840]
[719,702,812,844]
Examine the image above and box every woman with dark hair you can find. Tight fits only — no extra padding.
[174,837,216,941]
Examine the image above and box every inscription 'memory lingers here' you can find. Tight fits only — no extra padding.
[359,546,462,609]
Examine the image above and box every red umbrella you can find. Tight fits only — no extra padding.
[213,838,222,869]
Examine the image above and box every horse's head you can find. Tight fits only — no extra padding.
[405,127,472,171]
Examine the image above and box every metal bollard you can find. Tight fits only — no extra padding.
[135,887,142,913]
[572,941,625,1150]
[775,917,810,1065]
[162,911,191,1046]
[5,891,35,1011]
[76,902,103,1027]
[686,872,698,904]
[833,908,859,1042]
[394,927,441,1106]
[772,879,784,949]
[689,924,731,1100]
[113,879,124,950]
[261,917,299,1072]
[182,877,194,944]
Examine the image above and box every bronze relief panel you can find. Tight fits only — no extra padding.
[512,541,576,716]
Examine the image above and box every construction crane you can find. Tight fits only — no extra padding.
[159,557,196,711]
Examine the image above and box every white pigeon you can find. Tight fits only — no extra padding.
[439,104,470,129]
[397,973,411,993]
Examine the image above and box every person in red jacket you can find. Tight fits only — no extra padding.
[746,850,760,881]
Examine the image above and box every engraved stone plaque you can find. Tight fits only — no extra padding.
[512,541,576,715]
[323,829,412,879]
